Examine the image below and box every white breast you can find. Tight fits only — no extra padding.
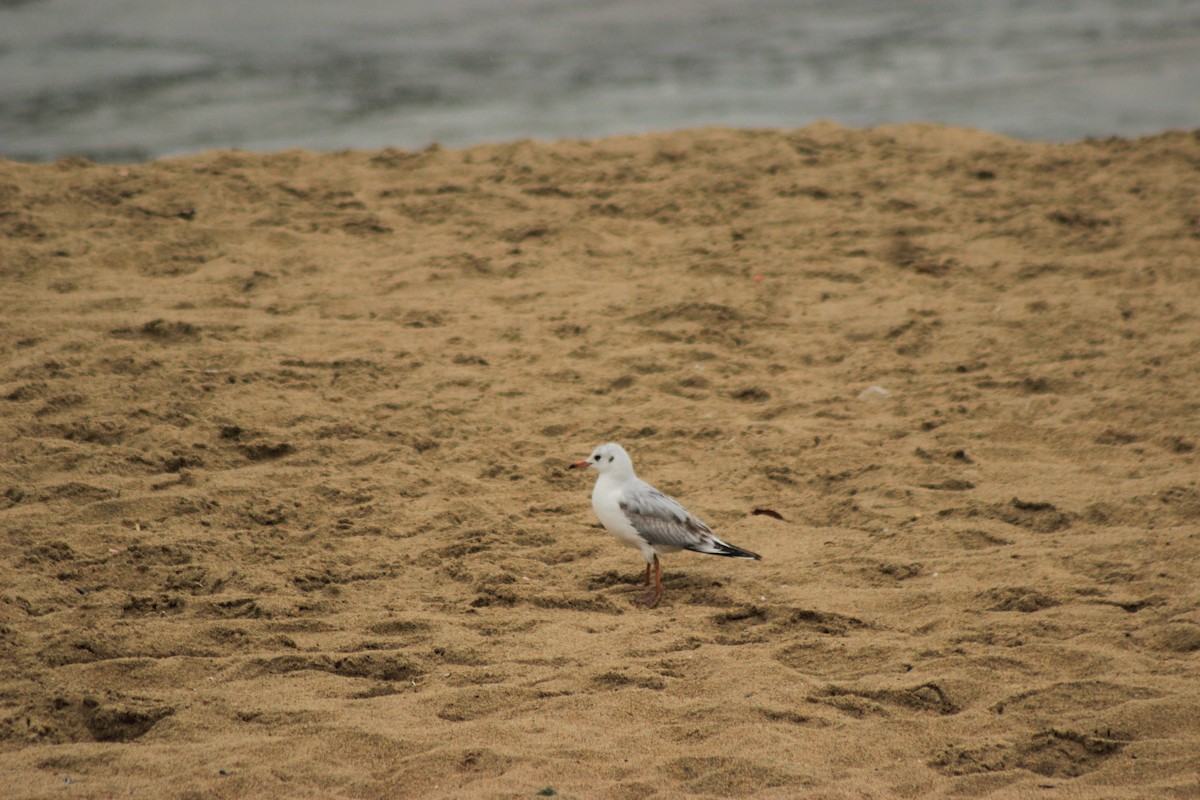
[592,475,655,559]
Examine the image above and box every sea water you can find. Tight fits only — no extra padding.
[1,0,1198,162]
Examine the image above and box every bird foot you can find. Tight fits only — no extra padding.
[636,589,662,608]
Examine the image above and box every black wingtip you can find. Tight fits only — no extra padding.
[712,542,762,560]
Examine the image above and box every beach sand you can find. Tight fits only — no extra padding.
[2,123,1199,798]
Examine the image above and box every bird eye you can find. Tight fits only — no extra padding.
[593,454,601,461]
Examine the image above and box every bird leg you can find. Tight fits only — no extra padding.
[618,561,653,592]
[637,555,663,608]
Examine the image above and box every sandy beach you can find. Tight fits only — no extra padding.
[2,123,1199,798]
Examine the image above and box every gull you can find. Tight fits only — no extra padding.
[569,442,761,607]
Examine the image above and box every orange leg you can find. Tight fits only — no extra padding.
[618,561,653,592]
[637,555,663,608]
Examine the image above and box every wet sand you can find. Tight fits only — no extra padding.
[2,123,1199,798]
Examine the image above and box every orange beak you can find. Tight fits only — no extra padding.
[568,460,589,470]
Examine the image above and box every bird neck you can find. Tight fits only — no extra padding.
[601,465,635,483]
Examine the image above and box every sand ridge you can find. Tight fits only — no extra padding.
[1,123,1199,798]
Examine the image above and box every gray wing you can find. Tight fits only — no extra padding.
[618,480,719,552]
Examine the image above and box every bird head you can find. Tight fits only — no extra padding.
[568,442,634,477]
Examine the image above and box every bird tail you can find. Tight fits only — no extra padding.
[694,537,762,560]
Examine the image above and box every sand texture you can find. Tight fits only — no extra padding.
[2,124,1200,798]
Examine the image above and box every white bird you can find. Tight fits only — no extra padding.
[569,442,761,607]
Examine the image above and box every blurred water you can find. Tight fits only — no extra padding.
[1,0,1198,162]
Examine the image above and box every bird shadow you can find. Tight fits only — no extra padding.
[584,569,736,607]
